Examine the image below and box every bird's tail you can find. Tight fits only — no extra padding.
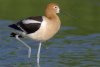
[8,24,22,31]
[10,32,17,37]
[10,32,23,38]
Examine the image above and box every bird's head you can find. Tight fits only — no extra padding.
[46,3,60,14]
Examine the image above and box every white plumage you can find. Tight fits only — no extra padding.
[23,19,42,24]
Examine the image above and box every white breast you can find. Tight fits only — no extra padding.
[26,16,47,41]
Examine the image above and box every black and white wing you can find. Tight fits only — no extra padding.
[9,16,43,34]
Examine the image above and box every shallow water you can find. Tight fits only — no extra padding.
[0,20,100,67]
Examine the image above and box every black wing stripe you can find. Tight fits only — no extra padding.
[9,16,43,34]
[27,16,43,22]
[18,22,41,34]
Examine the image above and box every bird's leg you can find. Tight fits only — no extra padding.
[37,42,42,64]
[16,35,31,58]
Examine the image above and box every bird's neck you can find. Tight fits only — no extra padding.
[45,10,59,21]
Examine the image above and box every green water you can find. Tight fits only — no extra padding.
[0,0,100,34]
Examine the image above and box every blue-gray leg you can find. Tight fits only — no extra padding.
[16,35,31,58]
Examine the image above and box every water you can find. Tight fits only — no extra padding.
[0,20,100,67]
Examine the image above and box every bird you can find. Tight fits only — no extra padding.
[9,3,61,64]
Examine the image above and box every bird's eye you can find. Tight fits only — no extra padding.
[54,6,57,9]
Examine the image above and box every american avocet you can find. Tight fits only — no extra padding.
[9,3,61,64]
